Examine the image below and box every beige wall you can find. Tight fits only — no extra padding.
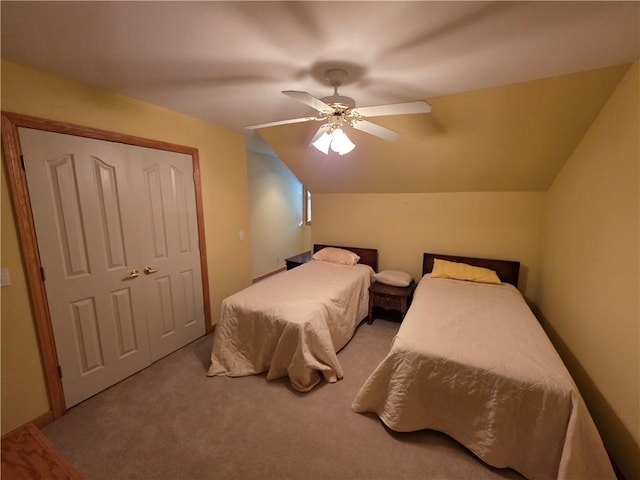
[0,60,252,434]
[247,150,305,278]
[312,192,544,300]
[536,63,639,479]
[302,223,312,253]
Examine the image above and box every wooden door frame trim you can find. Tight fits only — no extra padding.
[1,111,213,421]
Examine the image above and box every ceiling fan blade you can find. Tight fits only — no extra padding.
[351,120,402,142]
[282,90,334,114]
[246,116,320,130]
[354,100,431,118]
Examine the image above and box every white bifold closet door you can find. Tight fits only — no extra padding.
[19,127,205,407]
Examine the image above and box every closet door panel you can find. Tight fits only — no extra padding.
[129,145,205,361]
[19,128,151,407]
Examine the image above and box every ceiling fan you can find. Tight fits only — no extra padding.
[246,68,431,155]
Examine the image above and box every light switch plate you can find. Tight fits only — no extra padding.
[0,268,11,287]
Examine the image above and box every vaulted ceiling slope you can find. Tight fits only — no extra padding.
[1,1,638,193]
[262,64,631,193]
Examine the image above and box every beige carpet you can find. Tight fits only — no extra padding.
[42,319,524,480]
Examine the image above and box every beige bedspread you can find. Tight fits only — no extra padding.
[352,276,614,480]
[208,260,373,392]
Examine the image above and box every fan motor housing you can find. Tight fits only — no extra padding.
[321,94,356,112]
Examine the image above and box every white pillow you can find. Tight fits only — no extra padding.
[312,247,360,266]
[373,270,413,287]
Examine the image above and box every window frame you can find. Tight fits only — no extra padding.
[303,187,312,225]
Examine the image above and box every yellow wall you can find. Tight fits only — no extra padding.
[0,60,252,434]
[536,63,639,479]
[313,192,543,300]
[1,158,50,433]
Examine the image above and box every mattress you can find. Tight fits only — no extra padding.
[208,259,374,391]
[352,276,614,480]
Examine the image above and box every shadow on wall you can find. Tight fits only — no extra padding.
[531,308,637,480]
[518,265,529,300]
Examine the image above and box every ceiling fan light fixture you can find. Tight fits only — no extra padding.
[330,128,355,155]
[311,131,332,154]
[311,125,355,156]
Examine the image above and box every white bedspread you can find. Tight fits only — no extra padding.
[208,260,373,392]
[352,276,614,480]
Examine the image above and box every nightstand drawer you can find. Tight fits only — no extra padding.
[372,293,402,310]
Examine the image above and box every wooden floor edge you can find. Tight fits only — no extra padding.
[1,422,84,479]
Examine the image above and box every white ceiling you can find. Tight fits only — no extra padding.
[1,1,639,192]
[2,1,638,131]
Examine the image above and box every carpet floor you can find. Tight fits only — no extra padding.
[42,319,524,480]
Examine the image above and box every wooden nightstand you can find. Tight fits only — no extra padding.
[368,280,416,324]
[285,251,312,270]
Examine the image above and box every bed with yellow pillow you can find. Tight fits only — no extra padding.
[352,253,614,480]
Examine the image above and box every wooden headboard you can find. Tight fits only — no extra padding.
[422,253,520,287]
[314,244,378,272]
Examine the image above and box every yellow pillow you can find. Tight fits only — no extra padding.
[431,258,501,284]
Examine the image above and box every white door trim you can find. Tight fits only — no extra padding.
[1,111,212,420]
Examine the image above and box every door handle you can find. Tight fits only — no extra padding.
[124,269,140,280]
[144,266,159,275]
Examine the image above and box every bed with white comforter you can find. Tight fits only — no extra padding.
[352,256,614,480]
[208,253,374,392]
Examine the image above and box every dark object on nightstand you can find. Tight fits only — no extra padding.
[368,280,416,324]
[285,251,312,270]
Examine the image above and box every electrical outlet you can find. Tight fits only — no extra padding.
[276,253,280,262]
[238,230,245,240]
[0,268,11,287]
